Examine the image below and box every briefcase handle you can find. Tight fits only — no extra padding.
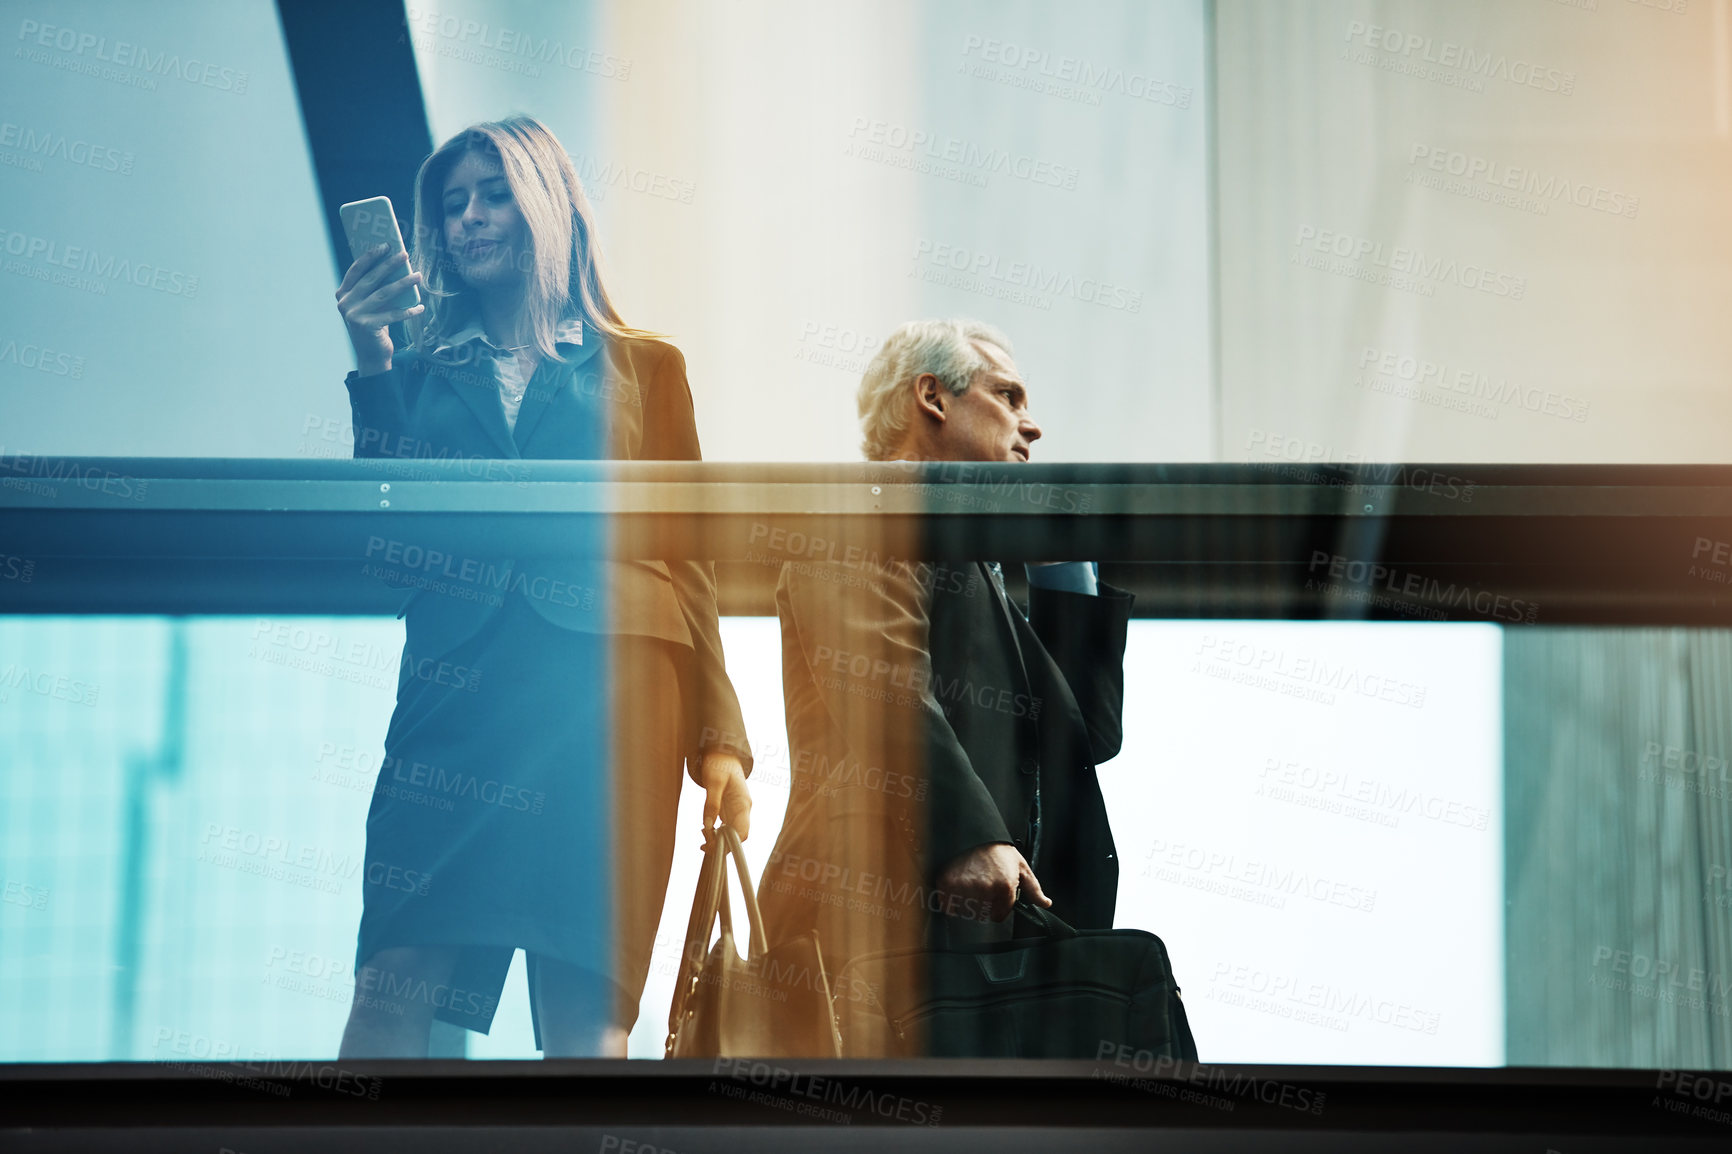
[1013,900,1079,939]
[665,823,766,1055]
[927,897,1082,951]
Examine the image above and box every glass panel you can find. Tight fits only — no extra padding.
[0,0,353,457]
[400,0,1212,463]
[0,613,1503,1064]
[1214,0,1731,463]
[4,0,1731,1088]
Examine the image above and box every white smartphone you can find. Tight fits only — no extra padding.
[338,195,421,311]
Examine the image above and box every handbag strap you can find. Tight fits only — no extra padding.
[664,823,767,1056]
[666,827,726,1054]
[717,824,769,958]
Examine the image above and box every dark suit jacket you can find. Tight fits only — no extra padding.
[343,326,751,774]
[759,554,1131,957]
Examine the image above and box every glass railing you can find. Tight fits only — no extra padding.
[4,462,1730,1079]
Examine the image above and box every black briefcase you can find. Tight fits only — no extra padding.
[832,904,1198,1059]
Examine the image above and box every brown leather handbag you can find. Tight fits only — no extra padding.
[664,824,843,1058]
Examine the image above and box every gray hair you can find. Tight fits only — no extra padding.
[856,319,1013,460]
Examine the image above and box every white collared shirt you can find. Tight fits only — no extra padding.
[431,315,585,434]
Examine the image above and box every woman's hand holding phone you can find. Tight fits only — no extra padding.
[335,244,425,377]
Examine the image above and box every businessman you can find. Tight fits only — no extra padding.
[755,319,1133,1053]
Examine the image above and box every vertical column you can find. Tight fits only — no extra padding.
[1505,628,1732,1066]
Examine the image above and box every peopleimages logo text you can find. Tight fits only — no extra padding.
[847,116,1080,190]
[0,121,133,174]
[1358,345,1589,423]
[0,337,84,378]
[1308,551,1539,624]
[912,240,1142,312]
[959,35,1193,108]
[403,7,631,79]
[1343,21,1575,95]
[0,229,198,296]
[16,20,249,93]
[1407,145,1637,219]
[1294,226,1525,299]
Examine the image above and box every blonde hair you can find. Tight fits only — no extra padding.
[856,319,1013,460]
[406,115,656,359]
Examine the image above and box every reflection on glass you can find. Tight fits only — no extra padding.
[4,0,1732,1085]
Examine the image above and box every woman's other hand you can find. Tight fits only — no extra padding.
[699,751,751,841]
[335,244,425,376]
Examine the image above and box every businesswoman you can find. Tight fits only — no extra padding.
[332,115,752,1058]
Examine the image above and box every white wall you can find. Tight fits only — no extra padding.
[1217,0,1732,464]
[1105,621,1503,1065]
